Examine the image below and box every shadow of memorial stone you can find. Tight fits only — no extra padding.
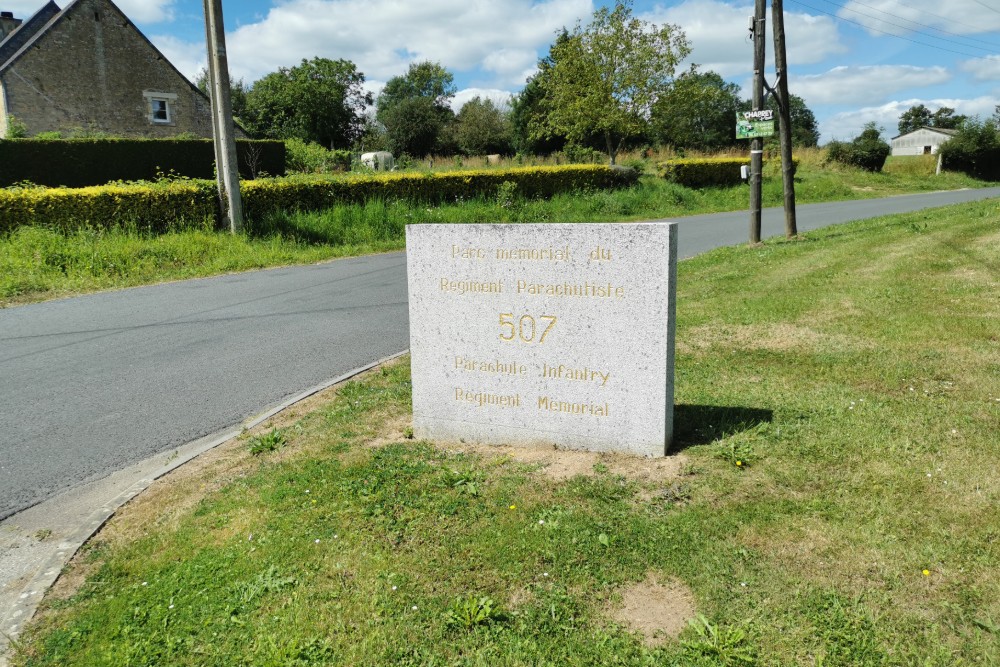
[670,404,774,453]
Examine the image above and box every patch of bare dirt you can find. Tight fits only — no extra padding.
[608,572,697,646]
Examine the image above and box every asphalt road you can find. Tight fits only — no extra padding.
[1,186,998,519]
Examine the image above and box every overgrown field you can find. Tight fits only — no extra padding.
[13,200,1000,665]
[0,155,988,307]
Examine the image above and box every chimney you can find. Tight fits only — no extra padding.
[1,11,23,40]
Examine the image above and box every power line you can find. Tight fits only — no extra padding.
[821,0,996,53]
[830,0,998,49]
[896,0,1000,38]
[970,0,1000,17]
[787,0,994,58]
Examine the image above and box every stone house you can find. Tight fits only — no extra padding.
[890,126,958,157]
[0,0,215,138]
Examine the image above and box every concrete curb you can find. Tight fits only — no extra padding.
[0,350,409,665]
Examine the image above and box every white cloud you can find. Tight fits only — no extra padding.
[0,1,54,17]
[822,96,1000,141]
[215,0,592,87]
[115,0,177,24]
[640,0,846,78]
[793,65,951,105]
[149,34,205,83]
[451,88,514,112]
[961,55,1000,81]
[838,0,1000,37]
[2,0,176,23]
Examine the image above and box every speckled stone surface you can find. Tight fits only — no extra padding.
[406,223,677,457]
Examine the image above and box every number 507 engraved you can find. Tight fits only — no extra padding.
[499,313,557,343]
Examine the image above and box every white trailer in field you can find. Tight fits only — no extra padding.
[360,151,395,171]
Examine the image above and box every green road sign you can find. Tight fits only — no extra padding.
[736,114,776,139]
[738,120,775,139]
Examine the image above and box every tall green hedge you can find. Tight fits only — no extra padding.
[0,182,217,234]
[657,156,799,188]
[657,158,747,187]
[0,139,285,187]
[0,165,637,234]
[241,165,638,219]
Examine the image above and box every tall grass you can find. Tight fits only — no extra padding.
[0,155,988,307]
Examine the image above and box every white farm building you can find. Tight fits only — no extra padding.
[890,127,958,156]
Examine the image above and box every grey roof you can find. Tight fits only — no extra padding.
[0,1,60,69]
[0,0,206,103]
[891,126,960,141]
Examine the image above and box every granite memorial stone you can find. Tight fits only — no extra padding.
[406,222,677,457]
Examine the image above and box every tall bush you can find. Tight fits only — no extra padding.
[284,139,351,173]
[826,123,890,172]
[939,119,1000,181]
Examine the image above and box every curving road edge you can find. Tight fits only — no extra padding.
[0,350,408,665]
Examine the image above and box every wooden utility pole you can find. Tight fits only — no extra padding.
[749,0,766,245]
[772,0,797,238]
[203,0,243,233]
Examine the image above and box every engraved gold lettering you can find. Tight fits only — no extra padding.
[455,387,522,408]
[515,280,624,299]
[452,245,487,259]
[440,277,503,295]
[541,362,611,386]
[588,246,612,262]
[499,313,556,343]
[537,395,609,417]
[454,355,527,376]
[495,246,571,262]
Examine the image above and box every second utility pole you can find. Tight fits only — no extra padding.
[749,0,766,245]
[772,0,798,238]
[204,0,243,233]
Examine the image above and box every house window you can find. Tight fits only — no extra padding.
[143,91,177,125]
[151,98,169,122]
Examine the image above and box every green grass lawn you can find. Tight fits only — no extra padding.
[13,199,999,666]
[0,154,988,307]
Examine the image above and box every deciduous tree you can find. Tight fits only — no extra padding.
[897,104,933,135]
[194,68,249,120]
[930,106,966,130]
[240,57,371,149]
[898,104,967,135]
[651,67,741,150]
[510,31,571,155]
[766,93,819,147]
[376,61,457,156]
[454,97,513,156]
[537,1,690,164]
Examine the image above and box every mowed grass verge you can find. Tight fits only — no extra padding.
[0,155,987,307]
[12,200,1000,666]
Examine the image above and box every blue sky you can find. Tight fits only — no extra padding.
[7,0,1000,141]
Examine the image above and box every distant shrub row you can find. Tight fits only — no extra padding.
[0,139,286,187]
[657,157,798,188]
[0,165,638,234]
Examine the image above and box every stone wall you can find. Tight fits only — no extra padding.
[0,0,214,138]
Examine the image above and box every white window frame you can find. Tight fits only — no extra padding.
[143,91,177,125]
